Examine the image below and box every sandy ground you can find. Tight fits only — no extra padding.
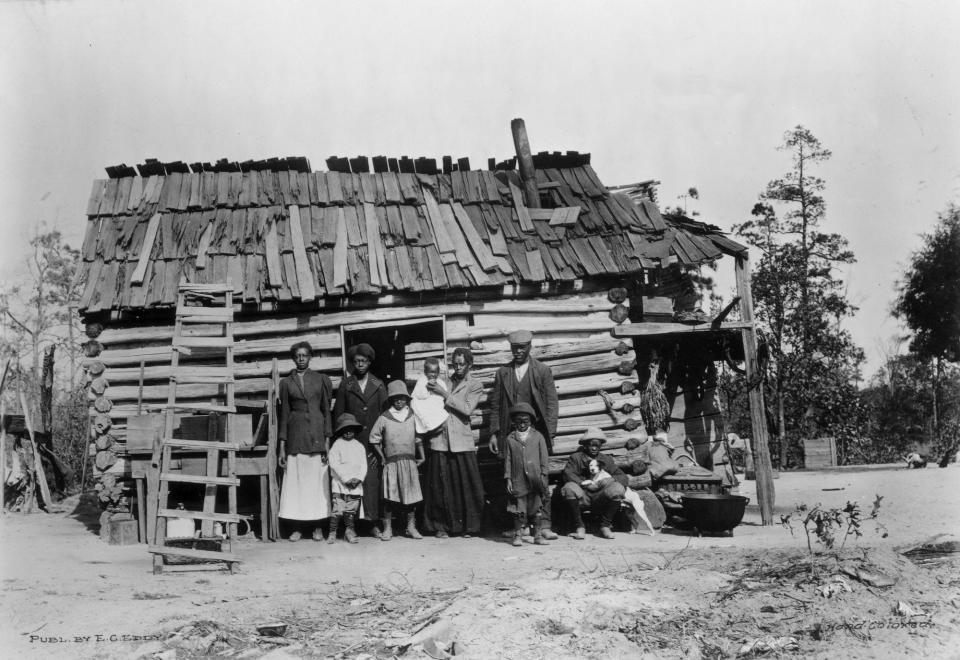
[1,465,959,659]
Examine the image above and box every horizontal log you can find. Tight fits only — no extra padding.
[85,331,343,368]
[612,321,753,337]
[98,294,613,346]
[446,320,619,342]
[470,338,627,366]
[102,366,639,413]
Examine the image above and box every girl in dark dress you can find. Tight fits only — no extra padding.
[421,347,486,537]
[333,343,388,537]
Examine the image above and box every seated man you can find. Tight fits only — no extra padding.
[561,427,628,540]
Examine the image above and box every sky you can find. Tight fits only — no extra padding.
[1,0,957,380]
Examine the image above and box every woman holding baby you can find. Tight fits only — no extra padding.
[414,348,485,537]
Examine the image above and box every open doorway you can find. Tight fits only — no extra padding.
[340,317,447,385]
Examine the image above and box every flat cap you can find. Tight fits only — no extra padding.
[507,330,533,345]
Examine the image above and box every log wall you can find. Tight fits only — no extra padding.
[82,290,645,490]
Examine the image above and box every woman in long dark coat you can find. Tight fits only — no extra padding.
[421,347,486,537]
[277,341,334,541]
[333,343,388,537]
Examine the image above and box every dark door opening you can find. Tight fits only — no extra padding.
[340,317,446,385]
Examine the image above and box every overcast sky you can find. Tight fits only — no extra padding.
[2,0,957,378]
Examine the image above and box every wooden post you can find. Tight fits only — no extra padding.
[1,398,6,513]
[734,255,775,524]
[266,358,280,541]
[19,389,52,511]
[510,118,541,209]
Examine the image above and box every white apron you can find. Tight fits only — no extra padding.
[278,454,331,520]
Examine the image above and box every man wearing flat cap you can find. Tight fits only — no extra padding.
[561,427,628,540]
[490,329,559,540]
[334,343,388,537]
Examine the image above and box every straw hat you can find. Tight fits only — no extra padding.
[578,427,607,446]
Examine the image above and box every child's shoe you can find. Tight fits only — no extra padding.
[534,521,551,545]
[405,511,423,540]
[512,532,524,547]
[344,513,359,544]
[312,528,324,542]
[326,515,341,544]
[289,530,302,542]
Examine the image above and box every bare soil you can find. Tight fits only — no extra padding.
[2,465,959,659]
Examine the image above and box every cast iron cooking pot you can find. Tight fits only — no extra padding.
[680,493,750,534]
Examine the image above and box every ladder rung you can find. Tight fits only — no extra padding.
[163,438,240,451]
[148,545,240,563]
[174,366,233,377]
[179,315,233,325]
[167,403,237,413]
[174,375,234,384]
[174,336,233,348]
[176,306,234,318]
[160,473,240,486]
[180,282,233,293]
[158,508,242,523]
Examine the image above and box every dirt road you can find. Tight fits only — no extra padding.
[2,465,958,659]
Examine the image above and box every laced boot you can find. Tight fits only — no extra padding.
[325,515,341,544]
[568,499,586,540]
[512,515,525,547]
[405,510,423,539]
[344,512,358,544]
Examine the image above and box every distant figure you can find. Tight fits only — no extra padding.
[905,452,928,469]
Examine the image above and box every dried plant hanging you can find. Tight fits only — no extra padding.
[640,357,670,433]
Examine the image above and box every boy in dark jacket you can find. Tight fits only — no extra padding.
[503,403,550,548]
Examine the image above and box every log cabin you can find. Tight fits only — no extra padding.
[76,121,775,541]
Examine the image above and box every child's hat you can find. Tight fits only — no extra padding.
[508,402,537,419]
[334,413,363,436]
[578,427,607,446]
[387,380,410,400]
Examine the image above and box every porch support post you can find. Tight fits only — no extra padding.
[735,254,775,524]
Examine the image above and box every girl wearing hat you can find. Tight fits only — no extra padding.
[503,402,551,547]
[368,381,425,540]
[326,413,368,544]
[278,341,334,542]
[333,343,388,537]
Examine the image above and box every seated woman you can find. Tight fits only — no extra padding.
[560,428,628,540]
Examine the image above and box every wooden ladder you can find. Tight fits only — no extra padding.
[147,281,241,574]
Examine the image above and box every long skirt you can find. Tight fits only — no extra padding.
[421,449,485,534]
[362,451,381,521]
[278,453,330,520]
[382,457,423,506]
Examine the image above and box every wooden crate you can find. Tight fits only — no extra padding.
[804,437,837,469]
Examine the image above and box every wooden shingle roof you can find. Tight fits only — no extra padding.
[77,164,744,312]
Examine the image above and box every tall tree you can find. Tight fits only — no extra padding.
[0,229,82,389]
[895,204,960,463]
[732,126,863,466]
